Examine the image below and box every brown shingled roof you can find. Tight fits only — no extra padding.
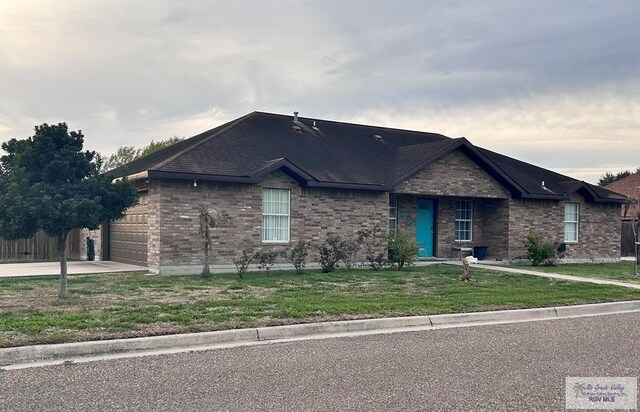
[107,111,626,204]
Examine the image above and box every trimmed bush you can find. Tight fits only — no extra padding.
[318,234,344,273]
[524,232,557,266]
[388,230,419,270]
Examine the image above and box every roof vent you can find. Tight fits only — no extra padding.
[373,134,384,142]
[312,120,319,130]
[293,111,299,122]
[292,125,302,134]
[541,180,555,193]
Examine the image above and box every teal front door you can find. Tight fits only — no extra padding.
[416,199,434,257]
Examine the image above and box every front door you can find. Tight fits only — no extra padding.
[416,199,434,257]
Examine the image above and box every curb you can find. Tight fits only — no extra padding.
[2,300,640,367]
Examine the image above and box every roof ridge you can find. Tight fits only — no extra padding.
[153,112,257,171]
[252,111,452,140]
[398,139,459,151]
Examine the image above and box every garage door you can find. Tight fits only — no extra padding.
[109,194,148,266]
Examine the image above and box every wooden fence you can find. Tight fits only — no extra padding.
[0,229,81,262]
[621,221,637,257]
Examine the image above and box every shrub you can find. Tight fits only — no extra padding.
[254,249,286,272]
[318,234,344,273]
[289,239,311,275]
[524,232,557,266]
[232,250,253,279]
[388,230,419,270]
[339,238,361,270]
[358,225,388,270]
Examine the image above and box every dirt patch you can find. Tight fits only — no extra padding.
[0,331,32,348]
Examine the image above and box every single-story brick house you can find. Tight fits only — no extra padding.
[105,111,625,274]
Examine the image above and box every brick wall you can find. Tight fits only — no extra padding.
[141,149,620,272]
[476,198,510,260]
[393,149,511,260]
[148,182,161,270]
[436,198,456,258]
[394,150,510,198]
[397,195,418,242]
[149,171,387,274]
[507,194,621,261]
[396,196,510,260]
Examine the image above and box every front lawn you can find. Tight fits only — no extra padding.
[512,261,640,283]
[1,264,640,348]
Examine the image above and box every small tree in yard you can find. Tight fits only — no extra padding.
[198,204,222,278]
[0,123,138,298]
[232,250,254,279]
[289,239,311,275]
[523,231,557,266]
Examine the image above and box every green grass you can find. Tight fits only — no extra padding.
[1,264,640,348]
[512,261,640,283]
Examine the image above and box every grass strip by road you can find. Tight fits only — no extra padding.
[510,261,640,284]
[2,264,640,348]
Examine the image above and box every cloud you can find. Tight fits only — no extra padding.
[0,0,638,184]
[347,80,640,183]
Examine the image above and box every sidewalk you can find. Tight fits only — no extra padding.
[0,261,148,278]
[445,261,640,290]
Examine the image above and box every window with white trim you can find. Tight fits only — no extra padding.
[388,196,398,237]
[455,200,472,241]
[564,202,579,242]
[262,188,290,243]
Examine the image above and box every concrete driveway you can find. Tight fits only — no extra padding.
[0,261,148,278]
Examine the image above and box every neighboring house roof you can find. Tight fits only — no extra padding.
[107,111,625,203]
[604,171,640,219]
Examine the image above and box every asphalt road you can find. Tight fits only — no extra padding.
[1,313,639,412]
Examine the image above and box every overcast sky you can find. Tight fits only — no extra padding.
[1,0,639,183]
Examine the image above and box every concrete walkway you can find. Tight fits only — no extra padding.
[446,261,640,290]
[0,261,148,278]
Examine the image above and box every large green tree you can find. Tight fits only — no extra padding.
[598,170,632,186]
[102,136,183,171]
[0,123,139,298]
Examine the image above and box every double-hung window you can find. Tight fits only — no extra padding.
[455,200,472,241]
[564,202,579,242]
[262,188,290,243]
[388,196,398,238]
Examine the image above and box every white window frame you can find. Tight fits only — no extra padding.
[455,200,473,242]
[564,202,579,243]
[388,195,398,238]
[262,188,290,243]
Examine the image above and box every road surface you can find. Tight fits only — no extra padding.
[1,312,639,411]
